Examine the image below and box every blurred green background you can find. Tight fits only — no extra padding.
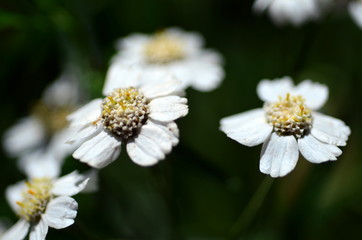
[1,0,362,239]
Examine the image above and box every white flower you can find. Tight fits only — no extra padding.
[2,71,83,162]
[1,161,89,240]
[107,27,224,92]
[253,0,320,26]
[67,68,188,168]
[220,77,351,178]
[349,1,362,29]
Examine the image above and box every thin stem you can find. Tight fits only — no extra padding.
[229,176,274,239]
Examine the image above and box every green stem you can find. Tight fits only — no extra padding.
[229,176,274,239]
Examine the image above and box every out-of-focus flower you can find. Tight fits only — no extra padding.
[67,68,188,168]
[220,77,351,177]
[1,159,89,240]
[2,71,84,162]
[253,0,320,26]
[107,27,224,92]
[349,1,362,29]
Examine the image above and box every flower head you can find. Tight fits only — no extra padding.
[107,27,224,92]
[253,0,320,26]
[220,77,351,177]
[67,68,188,168]
[1,158,89,240]
[2,71,83,162]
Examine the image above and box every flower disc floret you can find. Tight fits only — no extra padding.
[144,32,185,64]
[101,87,149,140]
[16,178,53,223]
[264,93,312,138]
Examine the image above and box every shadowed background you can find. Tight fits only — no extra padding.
[1,0,362,239]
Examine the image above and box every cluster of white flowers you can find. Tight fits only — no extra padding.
[0,24,353,239]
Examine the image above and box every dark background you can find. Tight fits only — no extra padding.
[1,0,362,239]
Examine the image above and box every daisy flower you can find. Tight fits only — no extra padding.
[1,160,89,240]
[253,0,320,26]
[67,68,188,168]
[106,27,224,92]
[349,1,362,29]
[220,77,351,178]
[2,71,83,162]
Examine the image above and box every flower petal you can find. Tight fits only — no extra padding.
[67,99,102,127]
[52,171,89,196]
[2,116,45,157]
[29,218,48,240]
[141,73,183,99]
[253,0,273,13]
[43,196,78,229]
[73,130,121,169]
[66,123,102,146]
[349,1,362,29]
[220,109,272,147]
[298,134,342,163]
[103,65,141,96]
[149,96,188,122]
[260,133,299,177]
[5,181,26,213]
[256,77,293,102]
[148,119,179,146]
[311,112,351,146]
[292,80,328,110]
[19,150,60,179]
[126,140,159,166]
[0,219,30,240]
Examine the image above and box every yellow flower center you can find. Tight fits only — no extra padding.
[101,87,149,140]
[144,32,185,64]
[264,93,312,138]
[16,178,53,223]
[32,101,73,135]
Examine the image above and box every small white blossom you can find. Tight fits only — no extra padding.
[107,27,224,92]
[349,1,362,29]
[220,77,351,178]
[1,159,89,240]
[2,71,83,162]
[67,68,188,168]
[253,0,320,26]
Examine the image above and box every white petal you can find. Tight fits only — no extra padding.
[0,219,30,240]
[2,116,45,157]
[141,74,183,99]
[349,1,362,29]
[256,77,294,102]
[292,80,328,110]
[73,130,121,168]
[47,128,79,162]
[103,65,141,96]
[52,171,89,196]
[260,133,299,177]
[66,123,102,146]
[298,134,342,163]
[188,58,225,92]
[67,99,102,127]
[220,109,272,147]
[148,119,179,146]
[253,0,273,13]
[5,181,26,214]
[136,123,173,155]
[29,218,48,240]
[149,96,188,122]
[80,169,99,193]
[19,150,60,179]
[126,140,159,166]
[311,112,351,146]
[43,196,77,229]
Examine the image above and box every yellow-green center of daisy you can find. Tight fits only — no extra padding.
[264,93,312,138]
[144,32,185,64]
[101,87,149,140]
[32,101,73,135]
[16,178,53,223]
